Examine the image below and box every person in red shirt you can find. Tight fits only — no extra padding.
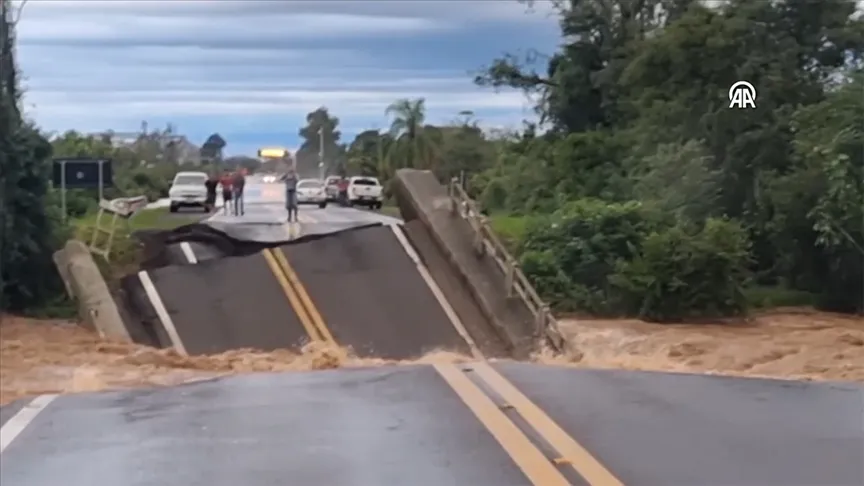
[219,171,233,214]
[337,178,349,206]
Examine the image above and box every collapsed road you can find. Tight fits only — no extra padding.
[2,172,862,486]
[125,223,482,359]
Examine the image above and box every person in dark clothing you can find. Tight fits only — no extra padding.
[231,168,246,216]
[281,168,299,222]
[219,171,233,215]
[204,173,218,212]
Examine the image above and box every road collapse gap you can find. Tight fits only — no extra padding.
[117,222,471,360]
[118,223,386,350]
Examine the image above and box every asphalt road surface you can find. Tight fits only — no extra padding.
[206,179,401,227]
[2,363,862,486]
[10,177,861,484]
[131,179,476,358]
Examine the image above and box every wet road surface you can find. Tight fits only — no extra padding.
[278,225,471,359]
[141,251,309,354]
[131,180,473,358]
[2,363,861,486]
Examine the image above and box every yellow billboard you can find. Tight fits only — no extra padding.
[257,147,289,158]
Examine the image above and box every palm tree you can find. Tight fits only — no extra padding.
[384,98,438,172]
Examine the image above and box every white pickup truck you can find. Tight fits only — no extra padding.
[347,176,383,209]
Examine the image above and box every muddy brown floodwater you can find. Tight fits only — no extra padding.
[555,309,864,382]
[0,315,469,405]
[1,309,862,405]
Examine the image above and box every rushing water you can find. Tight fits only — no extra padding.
[2,311,862,404]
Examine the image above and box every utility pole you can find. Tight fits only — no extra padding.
[318,126,325,179]
[376,126,385,176]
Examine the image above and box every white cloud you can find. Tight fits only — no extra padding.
[14,0,555,153]
[18,0,556,24]
[18,12,445,45]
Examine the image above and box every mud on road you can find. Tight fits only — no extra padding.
[2,310,862,405]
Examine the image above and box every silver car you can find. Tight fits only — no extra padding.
[296,179,328,208]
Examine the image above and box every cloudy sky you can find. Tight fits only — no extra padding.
[16,0,559,156]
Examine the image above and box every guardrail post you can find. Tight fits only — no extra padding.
[448,178,457,214]
[504,259,515,298]
[534,304,550,338]
[473,225,485,256]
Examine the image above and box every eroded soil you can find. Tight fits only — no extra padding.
[2,309,862,405]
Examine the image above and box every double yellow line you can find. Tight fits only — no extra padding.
[262,238,620,485]
[262,247,335,344]
[435,362,624,486]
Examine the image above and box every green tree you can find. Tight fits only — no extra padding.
[385,98,439,173]
[200,133,226,166]
[346,129,390,177]
[0,3,68,312]
[296,107,343,177]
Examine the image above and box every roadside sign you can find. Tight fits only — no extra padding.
[51,157,113,221]
[258,148,289,158]
[52,158,113,189]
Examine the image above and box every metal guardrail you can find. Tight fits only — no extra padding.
[447,178,566,353]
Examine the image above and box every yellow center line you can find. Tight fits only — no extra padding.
[434,363,571,486]
[471,362,625,486]
[262,248,322,342]
[271,247,336,345]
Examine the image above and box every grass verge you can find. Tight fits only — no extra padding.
[72,207,206,281]
[379,205,402,219]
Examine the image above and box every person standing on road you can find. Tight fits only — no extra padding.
[337,177,349,206]
[232,168,246,216]
[204,172,218,212]
[281,168,299,222]
[219,171,233,215]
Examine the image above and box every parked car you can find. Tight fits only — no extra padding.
[296,179,328,208]
[346,176,383,209]
[324,176,342,202]
[168,171,209,213]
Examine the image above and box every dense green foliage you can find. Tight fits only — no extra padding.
[338,0,864,320]
[0,4,67,312]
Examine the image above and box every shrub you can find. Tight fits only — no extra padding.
[519,250,580,312]
[609,218,752,322]
[519,199,655,314]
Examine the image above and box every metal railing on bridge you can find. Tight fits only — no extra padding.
[447,178,568,354]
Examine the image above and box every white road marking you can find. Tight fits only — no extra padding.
[389,223,484,359]
[138,270,188,356]
[0,394,57,454]
[179,242,198,264]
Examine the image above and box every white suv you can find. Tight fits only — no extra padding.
[347,176,383,209]
[168,171,208,212]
